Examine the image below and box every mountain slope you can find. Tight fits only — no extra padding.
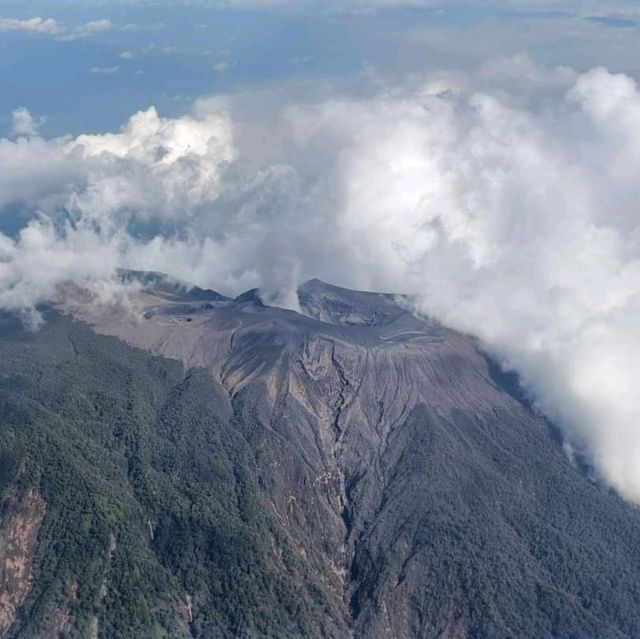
[1,279,640,638]
[0,311,347,639]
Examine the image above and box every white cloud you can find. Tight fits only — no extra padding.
[2,62,640,506]
[82,18,113,32]
[0,15,116,40]
[90,66,120,74]
[58,18,114,41]
[0,16,62,34]
[114,0,640,15]
[212,61,232,71]
[0,104,234,228]
[282,63,640,503]
[11,107,45,137]
[121,22,165,32]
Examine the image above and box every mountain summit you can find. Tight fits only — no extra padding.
[0,276,639,638]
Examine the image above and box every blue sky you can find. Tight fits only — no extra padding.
[2,0,640,136]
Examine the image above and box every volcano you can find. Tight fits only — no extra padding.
[0,276,639,638]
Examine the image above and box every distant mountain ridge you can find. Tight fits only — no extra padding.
[0,275,640,638]
[116,268,231,303]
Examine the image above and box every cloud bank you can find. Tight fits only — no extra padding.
[2,61,640,504]
[102,0,640,18]
[0,15,115,40]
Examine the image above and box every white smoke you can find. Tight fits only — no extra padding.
[1,60,640,502]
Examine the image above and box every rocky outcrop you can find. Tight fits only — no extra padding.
[0,483,45,638]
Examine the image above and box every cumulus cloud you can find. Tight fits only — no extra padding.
[11,107,45,137]
[0,15,116,40]
[82,18,113,32]
[0,16,62,34]
[0,105,233,224]
[58,18,115,41]
[1,61,640,505]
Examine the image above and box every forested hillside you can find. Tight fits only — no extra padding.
[0,311,345,638]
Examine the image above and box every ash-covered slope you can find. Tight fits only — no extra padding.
[2,277,640,638]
